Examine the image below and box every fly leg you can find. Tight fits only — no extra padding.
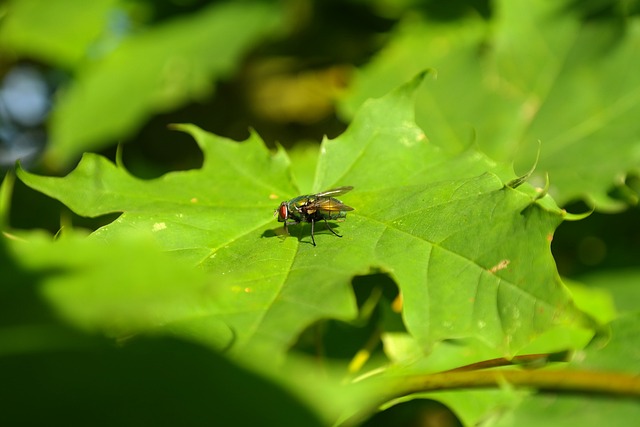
[284,220,299,236]
[284,220,295,235]
[310,219,316,246]
[324,219,342,238]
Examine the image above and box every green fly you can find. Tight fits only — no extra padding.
[275,186,354,246]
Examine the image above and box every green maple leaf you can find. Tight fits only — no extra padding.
[17,74,590,359]
[339,0,640,211]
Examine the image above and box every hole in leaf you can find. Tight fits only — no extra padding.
[553,204,640,276]
[289,273,406,371]
[360,398,462,427]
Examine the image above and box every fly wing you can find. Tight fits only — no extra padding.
[315,186,353,198]
[313,197,354,212]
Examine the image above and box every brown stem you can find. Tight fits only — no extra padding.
[443,351,572,372]
[392,369,640,397]
[341,362,640,426]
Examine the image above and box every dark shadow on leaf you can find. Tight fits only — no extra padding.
[261,228,280,239]
[262,222,345,246]
[1,334,324,426]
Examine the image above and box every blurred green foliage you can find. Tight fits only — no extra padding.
[1,1,640,426]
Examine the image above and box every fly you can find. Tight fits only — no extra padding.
[275,186,354,246]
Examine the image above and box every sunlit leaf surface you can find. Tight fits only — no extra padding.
[17,75,589,359]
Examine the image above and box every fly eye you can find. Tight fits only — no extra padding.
[278,204,288,220]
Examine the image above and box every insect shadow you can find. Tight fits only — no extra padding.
[262,222,343,246]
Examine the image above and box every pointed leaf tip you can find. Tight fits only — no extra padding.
[417,68,438,81]
[399,69,436,95]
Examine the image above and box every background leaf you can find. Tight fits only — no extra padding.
[3,230,233,345]
[485,313,640,427]
[0,0,117,67]
[577,268,640,314]
[339,0,640,211]
[0,332,324,427]
[0,228,380,427]
[2,1,284,167]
